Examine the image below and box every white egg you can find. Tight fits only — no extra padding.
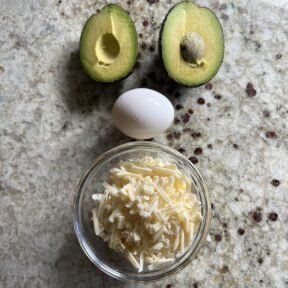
[112,88,175,139]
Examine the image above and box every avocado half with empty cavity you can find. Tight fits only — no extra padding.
[80,4,138,83]
[160,1,224,86]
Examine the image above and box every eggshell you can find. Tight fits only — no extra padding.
[112,88,175,139]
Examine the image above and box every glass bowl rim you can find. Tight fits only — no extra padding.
[73,141,211,282]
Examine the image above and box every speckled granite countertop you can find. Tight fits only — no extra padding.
[1,0,288,287]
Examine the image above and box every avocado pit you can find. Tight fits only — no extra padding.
[96,33,120,66]
[180,32,205,66]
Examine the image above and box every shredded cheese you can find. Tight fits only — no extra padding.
[91,156,202,272]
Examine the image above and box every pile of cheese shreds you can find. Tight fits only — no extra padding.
[91,157,202,272]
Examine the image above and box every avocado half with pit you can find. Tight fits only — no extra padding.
[80,4,138,83]
[160,1,224,86]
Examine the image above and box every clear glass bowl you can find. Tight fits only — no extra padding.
[73,141,211,282]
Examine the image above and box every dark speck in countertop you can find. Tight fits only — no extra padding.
[271,179,280,187]
[147,0,159,4]
[175,104,184,110]
[233,144,239,149]
[181,113,190,124]
[252,210,263,223]
[194,147,202,155]
[246,82,257,97]
[266,131,277,139]
[238,228,245,235]
[197,98,205,105]
[214,234,223,242]
[189,156,198,164]
[268,212,278,221]
[205,83,213,90]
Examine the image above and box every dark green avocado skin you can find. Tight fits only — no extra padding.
[158,1,225,87]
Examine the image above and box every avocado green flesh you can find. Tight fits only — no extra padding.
[80,5,138,82]
[161,1,224,86]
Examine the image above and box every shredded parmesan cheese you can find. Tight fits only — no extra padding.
[91,157,202,272]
